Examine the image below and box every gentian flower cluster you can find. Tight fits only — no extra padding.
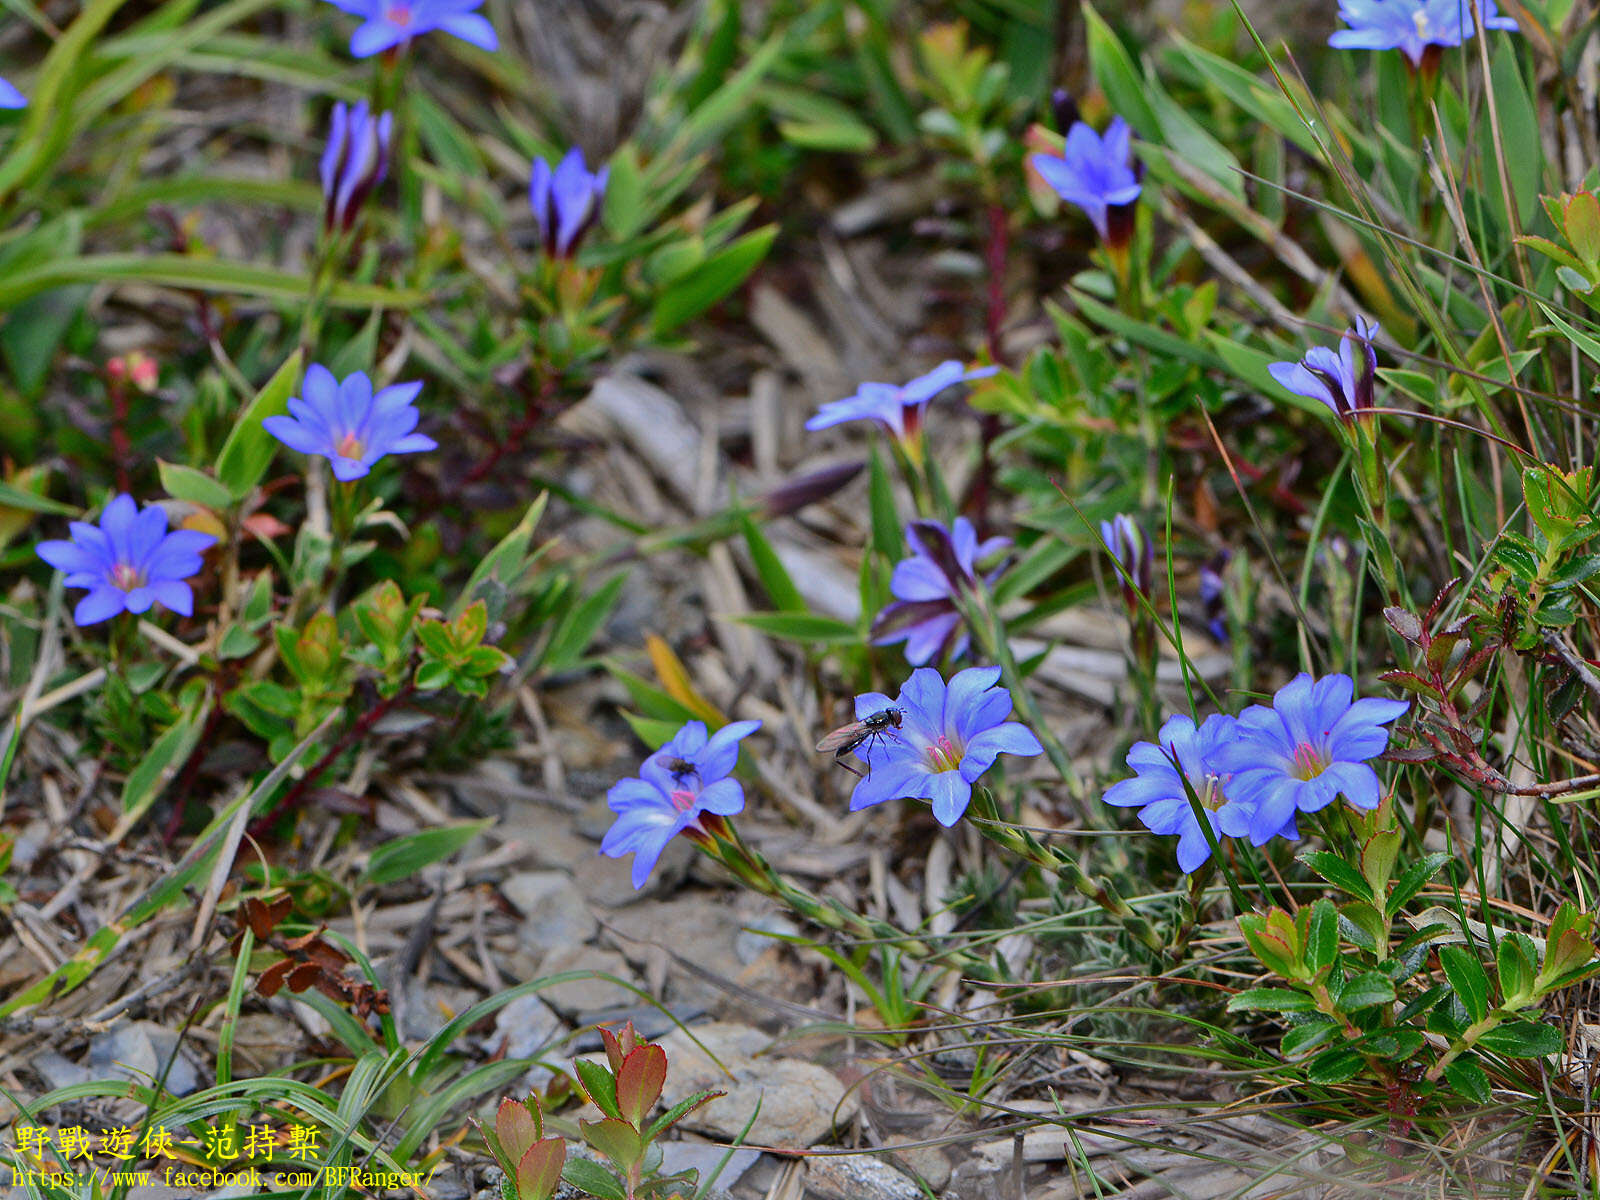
[872,517,1008,666]
[1268,316,1380,423]
[36,495,215,626]
[1330,0,1518,68]
[0,78,24,108]
[322,0,497,57]
[530,148,609,259]
[321,101,393,233]
[264,365,436,482]
[846,666,1043,826]
[1102,673,1406,873]
[1029,117,1142,248]
[805,361,998,445]
[602,719,761,888]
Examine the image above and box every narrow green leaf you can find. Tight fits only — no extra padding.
[1299,851,1375,902]
[1439,944,1491,1023]
[214,351,302,500]
[364,820,494,886]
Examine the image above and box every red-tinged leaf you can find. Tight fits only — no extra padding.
[287,961,323,994]
[615,1044,667,1126]
[580,1117,645,1172]
[600,1026,624,1074]
[1424,578,1461,625]
[516,1138,566,1200]
[1378,670,1440,698]
[1384,606,1423,643]
[496,1099,538,1162]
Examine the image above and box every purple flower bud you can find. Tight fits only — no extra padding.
[1050,89,1079,133]
[530,148,609,258]
[320,101,393,234]
[1199,549,1231,643]
[871,518,1009,666]
[1268,316,1381,422]
[0,77,24,109]
[1100,513,1152,610]
[760,460,865,519]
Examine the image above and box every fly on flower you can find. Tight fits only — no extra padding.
[816,707,904,778]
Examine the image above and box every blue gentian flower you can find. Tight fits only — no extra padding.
[805,362,999,442]
[1029,117,1142,245]
[871,518,1009,666]
[321,0,497,58]
[1268,316,1380,422]
[601,719,761,888]
[1329,0,1518,67]
[1214,673,1408,846]
[1100,513,1152,610]
[264,365,436,482]
[530,148,608,259]
[1103,713,1269,874]
[0,78,25,109]
[847,666,1043,826]
[321,101,393,233]
[36,495,216,626]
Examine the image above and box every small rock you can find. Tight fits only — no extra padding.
[536,945,640,1018]
[33,1052,90,1091]
[502,871,599,954]
[886,1136,951,1191]
[734,913,799,965]
[659,1142,761,1191]
[944,1157,1009,1200]
[88,1021,201,1094]
[656,1023,857,1149]
[804,1152,922,1200]
[494,992,565,1091]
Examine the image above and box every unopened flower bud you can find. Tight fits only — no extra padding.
[320,101,393,234]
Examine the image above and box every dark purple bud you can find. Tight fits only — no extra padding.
[760,460,865,519]
[907,518,975,594]
[1200,549,1230,643]
[320,101,393,234]
[1050,89,1079,133]
[530,147,609,258]
[1100,513,1152,609]
[1103,201,1137,253]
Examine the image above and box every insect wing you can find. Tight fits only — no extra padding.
[815,721,869,754]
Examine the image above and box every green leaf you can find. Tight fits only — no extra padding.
[1280,1019,1340,1058]
[1305,899,1340,975]
[1387,852,1452,917]
[574,1058,620,1119]
[1487,45,1542,228]
[741,517,804,612]
[1443,1055,1491,1103]
[1336,971,1395,1012]
[120,689,211,824]
[214,351,302,500]
[602,143,646,240]
[561,1157,627,1200]
[363,820,493,886]
[730,612,861,643]
[1299,851,1375,902]
[1081,4,1159,138]
[0,284,90,399]
[652,225,776,335]
[1225,987,1317,1014]
[643,1086,724,1141]
[515,1140,565,1200]
[868,447,902,563]
[542,572,629,673]
[158,460,234,511]
[1496,932,1538,1004]
[1477,1019,1563,1058]
[1439,944,1491,1023]
[1305,1046,1364,1085]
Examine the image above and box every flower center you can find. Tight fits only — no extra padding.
[1291,742,1328,781]
[1413,10,1430,39]
[669,788,697,813]
[336,431,366,459]
[1198,774,1226,811]
[385,3,412,25]
[926,734,962,774]
[110,562,144,592]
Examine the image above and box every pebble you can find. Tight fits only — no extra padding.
[87,1021,200,1095]
[501,870,599,954]
[804,1152,923,1200]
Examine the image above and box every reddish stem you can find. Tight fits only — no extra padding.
[108,378,132,494]
[464,374,560,485]
[247,681,418,839]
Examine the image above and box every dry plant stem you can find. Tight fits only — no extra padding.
[966,790,1165,956]
[700,818,997,981]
